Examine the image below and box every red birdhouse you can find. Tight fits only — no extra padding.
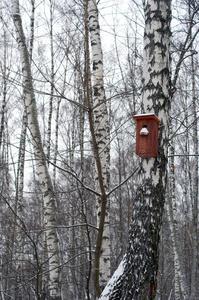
[133,114,161,158]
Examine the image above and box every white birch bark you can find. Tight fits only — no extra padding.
[0,31,7,150]
[15,111,27,279]
[47,0,54,163]
[0,31,11,300]
[0,33,7,298]
[12,1,61,298]
[53,97,61,186]
[100,0,171,298]
[190,48,198,300]
[29,0,35,61]
[183,87,189,219]
[167,125,188,299]
[87,0,111,292]
[68,112,77,299]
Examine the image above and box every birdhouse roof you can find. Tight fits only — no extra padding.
[133,113,161,123]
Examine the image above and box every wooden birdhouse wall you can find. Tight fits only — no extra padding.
[133,114,160,158]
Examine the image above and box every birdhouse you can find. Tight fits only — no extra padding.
[133,113,161,158]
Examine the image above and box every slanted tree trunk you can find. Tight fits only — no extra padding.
[87,0,111,295]
[100,0,171,298]
[15,1,35,290]
[12,1,61,299]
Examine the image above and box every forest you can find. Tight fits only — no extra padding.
[0,0,199,299]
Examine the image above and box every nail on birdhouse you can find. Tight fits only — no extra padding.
[133,113,160,158]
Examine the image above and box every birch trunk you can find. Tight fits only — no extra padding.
[183,85,189,219]
[0,32,7,298]
[127,32,138,115]
[68,112,77,299]
[100,0,171,298]
[167,125,188,299]
[0,31,11,300]
[0,31,7,150]
[47,0,54,163]
[190,47,198,300]
[12,2,61,299]
[15,111,27,294]
[29,0,35,61]
[87,0,111,294]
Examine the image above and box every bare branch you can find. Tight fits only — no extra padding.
[48,159,102,197]
[107,167,139,197]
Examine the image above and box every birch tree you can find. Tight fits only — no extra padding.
[167,125,188,299]
[190,38,198,300]
[12,1,61,299]
[14,111,27,296]
[86,0,111,295]
[47,0,54,163]
[0,28,9,300]
[169,1,199,297]
[100,0,171,298]
[0,31,7,151]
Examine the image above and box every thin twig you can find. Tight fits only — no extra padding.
[107,167,139,197]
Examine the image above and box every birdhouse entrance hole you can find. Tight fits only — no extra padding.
[133,113,160,158]
[140,125,149,136]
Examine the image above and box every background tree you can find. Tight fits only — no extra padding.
[86,0,111,295]
[13,1,61,298]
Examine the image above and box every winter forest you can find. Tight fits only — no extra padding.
[0,0,199,299]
